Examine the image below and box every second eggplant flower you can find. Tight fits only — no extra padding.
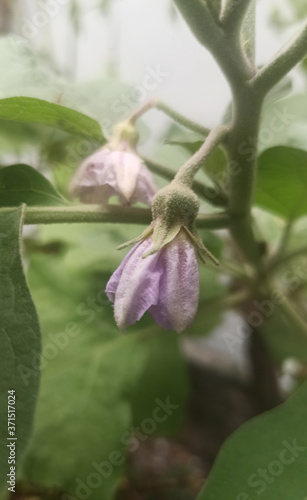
[69,122,157,207]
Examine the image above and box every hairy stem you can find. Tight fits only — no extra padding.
[175,126,229,186]
[173,0,252,88]
[143,157,228,207]
[3,205,229,229]
[129,99,210,136]
[252,20,307,95]
[220,0,253,33]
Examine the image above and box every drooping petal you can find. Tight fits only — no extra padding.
[69,147,118,204]
[112,151,142,202]
[109,238,163,329]
[69,146,156,207]
[106,239,149,302]
[148,232,199,333]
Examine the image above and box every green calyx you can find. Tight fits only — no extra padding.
[118,180,219,265]
[109,120,140,151]
[152,181,200,230]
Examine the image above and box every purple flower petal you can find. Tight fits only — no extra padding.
[112,151,142,202]
[148,233,199,333]
[69,147,156,206]
[107,238,164,329]
[105,240,149,302]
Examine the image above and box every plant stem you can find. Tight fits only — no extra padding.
[173,0,253,89]
[252,20,307,95]
[220,0,253,33]
[3,205,229,229]
[279,295,307,340]
[227,91,265,264]
[199,289,251,312]
[156,101,210,136]
[268,245,307,274]
[129,99,210,136]
[175,126,229,186]
[143,157,228,207]
[241,0,256,64]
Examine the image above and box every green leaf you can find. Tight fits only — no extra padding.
[197,382,307,500]
[259,95,307,153]
[0,206,41,490]
[254,146,307,218]
[131,333,188,436]
[0,164,67,207]
[0,97,104,142]
[261,305,307,366]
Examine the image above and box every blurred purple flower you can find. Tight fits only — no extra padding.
[106,230,199,333]
[69,147,157,206]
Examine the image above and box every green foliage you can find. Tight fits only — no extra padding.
[131,333,188,435]
[0,207,41,490]
[0,97,104,143]
[254,146,307,219]
[259,95,307,153]
[0,165,67,207]
[261,305,307,365]
[197,381,307,500]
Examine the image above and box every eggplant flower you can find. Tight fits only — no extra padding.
[106,230,199,333]
[106,181,218,333]
[69,121,157,206]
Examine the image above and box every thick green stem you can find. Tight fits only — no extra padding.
[173,0,253,88]
[2,205,229,230]
[227,88,265,264]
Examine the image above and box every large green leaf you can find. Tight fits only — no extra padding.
[254,146,307,218]
[0,206,41,490]
[0,164,67,207]
[131,333,188,436]
[0,97,104,142]
[197,382,307,500]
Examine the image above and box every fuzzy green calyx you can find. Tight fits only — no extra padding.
[152,181,200,230]
[117,180,219,265]
[109,120,140,151]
